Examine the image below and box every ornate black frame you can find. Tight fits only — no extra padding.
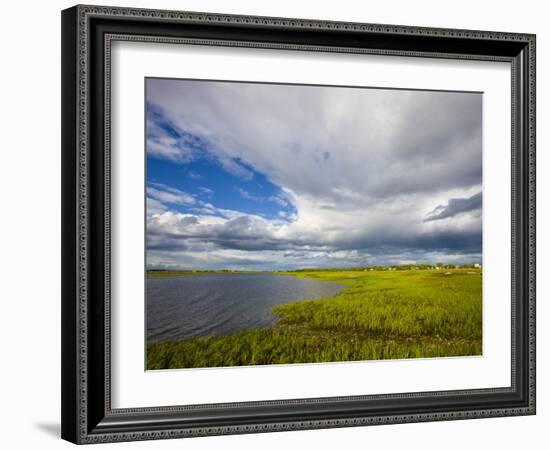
[61,4,536,444]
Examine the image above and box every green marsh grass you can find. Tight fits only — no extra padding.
[147,269,482,369]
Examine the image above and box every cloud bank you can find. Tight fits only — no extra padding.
[424,192,482,222]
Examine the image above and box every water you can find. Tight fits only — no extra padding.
[147,273,345,341]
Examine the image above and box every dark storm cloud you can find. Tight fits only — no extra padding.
[424,192,482,222]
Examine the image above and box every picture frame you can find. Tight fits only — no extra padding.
[61,4,536,444]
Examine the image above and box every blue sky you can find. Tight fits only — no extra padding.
[147,106,295,222]
[145,78,482,271]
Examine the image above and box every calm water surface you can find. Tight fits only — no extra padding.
[147,274,345,342]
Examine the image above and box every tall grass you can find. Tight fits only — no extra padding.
[275,270,481,339]
[147,269,482,369]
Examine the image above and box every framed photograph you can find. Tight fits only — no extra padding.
[61,5,536,444]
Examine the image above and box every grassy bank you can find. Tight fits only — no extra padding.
[147,268,482,369]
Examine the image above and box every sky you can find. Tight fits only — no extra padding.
[145,78,482,271]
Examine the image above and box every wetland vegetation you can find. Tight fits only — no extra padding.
[147,266,482,369]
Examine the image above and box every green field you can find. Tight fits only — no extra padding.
[147,268,482,369]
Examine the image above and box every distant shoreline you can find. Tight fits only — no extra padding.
[147,264,482,278]
[146,269,271,278]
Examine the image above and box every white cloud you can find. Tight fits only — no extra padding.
[147,183,196,207]
[147,118,195,163]
[198,186,214,197]
[146,197,168,216]
[236,187,264,202]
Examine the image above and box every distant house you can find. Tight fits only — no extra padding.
[474,263,481,268]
